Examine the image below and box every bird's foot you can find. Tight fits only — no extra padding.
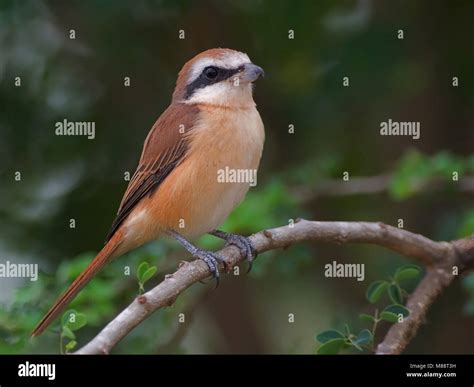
[167,230,226,287]
[190,247,226,286]
[209,230,257,273]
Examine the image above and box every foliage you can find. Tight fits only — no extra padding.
[60,309,87,353]
[389,150,471,200]
[456,212,474,316]
[0,176,307,354]
[0,250,160,353]
[0,0,473,354]
[137,262,158,294]
[315,264,421,354]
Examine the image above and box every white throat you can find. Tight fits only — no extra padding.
[184,82,255,108]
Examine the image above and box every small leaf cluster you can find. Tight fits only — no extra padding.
[390,150,473,200]
[137,262,158,294]
[316,325,373,354]
[60,309,87,353]
[316,264,421,354]
[366,263,420,305]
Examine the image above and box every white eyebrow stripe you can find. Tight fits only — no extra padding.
[188,52,250,83]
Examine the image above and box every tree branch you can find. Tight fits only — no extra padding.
[75,219,474,355]
[376,268,455,354]
[375,234,474,354]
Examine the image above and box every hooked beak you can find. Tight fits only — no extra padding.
[240,63,265,83]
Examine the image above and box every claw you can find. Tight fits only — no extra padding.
[246,260,253,274]
[209,230,257,273]
[199,277,219,288]
[190,247,225,288]
[167,230,226,287]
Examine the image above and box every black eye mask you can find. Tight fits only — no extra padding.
[184,66,242,100]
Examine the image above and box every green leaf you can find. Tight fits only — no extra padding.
[61,326,75,340]
[64,312,87,331]
[431,152,464,177]
[61,309,77,327]
[317,338,346,354]
[344,324,351,336]
[137,262,150,283]
[380,311,399,323]
[384,304,409,317]
[389,150,433,200]
[457,210,474,238]
[359,313,376,323]
[65,340,77,351]
[366,280,389,303]
[394,264,421,282]
[355,329,373,346]
[316,329,345,344]
[141,266,157,284]
[388,284,403,304]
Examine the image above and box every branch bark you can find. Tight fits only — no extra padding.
[376,234,474,354]
[376,268,455,354]
[75,219,474,355]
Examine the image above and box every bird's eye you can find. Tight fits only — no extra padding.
[204,66,218,80]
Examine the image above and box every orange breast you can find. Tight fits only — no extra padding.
[123,105,264,244]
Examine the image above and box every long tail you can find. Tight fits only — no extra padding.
[31,230,124,337]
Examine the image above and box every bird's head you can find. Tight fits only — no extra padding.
[172,48,264,108]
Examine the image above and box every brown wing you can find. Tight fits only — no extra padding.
[105,103,200,242]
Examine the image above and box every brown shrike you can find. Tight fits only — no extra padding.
[32,48,265,336]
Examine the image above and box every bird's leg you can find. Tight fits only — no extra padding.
[167,230,226,286]
[208,229,257,273]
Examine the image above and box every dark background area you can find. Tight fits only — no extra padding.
[0,0,473,354]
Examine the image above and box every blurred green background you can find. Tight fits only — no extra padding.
[1,0,473,354]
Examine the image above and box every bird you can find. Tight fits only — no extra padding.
[31,48,265,337]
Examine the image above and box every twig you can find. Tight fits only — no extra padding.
[75,219,474,355]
